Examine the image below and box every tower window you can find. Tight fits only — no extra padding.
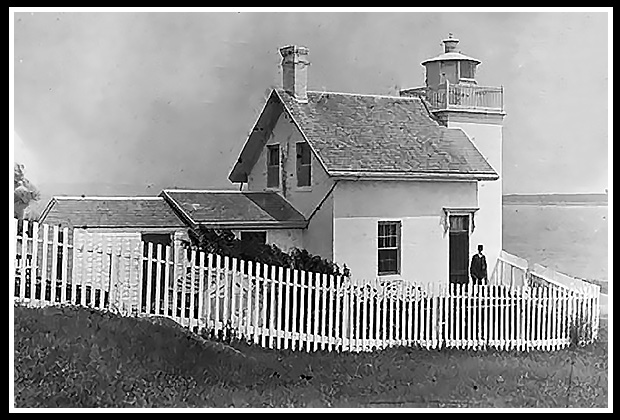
[460,61,475,80]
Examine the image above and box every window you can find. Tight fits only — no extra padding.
[267,144,280,188]
[296,142,311,187]
[460,61,475,80]
[240,231,267,244]
[378,221,401,276]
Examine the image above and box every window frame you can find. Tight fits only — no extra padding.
[296,141,312,188]
[266,144,280,188]
[377,221,401,276]
[459,61,476,81]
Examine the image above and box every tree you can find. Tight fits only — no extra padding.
[14,163,41,220]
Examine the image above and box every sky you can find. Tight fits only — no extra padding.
[11,9,610,196]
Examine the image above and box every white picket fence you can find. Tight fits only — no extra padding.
[13,220,600,352]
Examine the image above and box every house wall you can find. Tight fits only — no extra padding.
[333,180,478,285]
[247,110,336,260]
[445,115,503,275]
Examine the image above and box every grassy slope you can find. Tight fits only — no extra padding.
[13,304,608,408]
[503,205,608,286]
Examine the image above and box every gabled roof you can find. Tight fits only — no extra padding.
[38,196,186,229]
[160,189,307,229]
[229,89,498,183]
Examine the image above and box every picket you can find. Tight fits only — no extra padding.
[306,271,313,352]
[313,273,321,352]
[327,274,335,351]
[244,260,252,339]
[60,227,70,304]
[347,278,354,352]
[291,269,299,350]
[299,270,307,351]
[248,262,257,344]
[334,275,342,351]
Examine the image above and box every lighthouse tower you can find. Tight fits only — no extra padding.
[401,34,506,276]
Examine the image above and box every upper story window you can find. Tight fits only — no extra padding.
[267,144,280,188]
[378,221,401,276]
[296,142,311,187]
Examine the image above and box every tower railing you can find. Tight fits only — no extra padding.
[402,80,504,113]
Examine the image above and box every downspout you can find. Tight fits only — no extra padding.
[306,180,340,224]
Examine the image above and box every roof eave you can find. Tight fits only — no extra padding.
[228,89,281,184]
[37,197,58,223]
[195,220,308,230]
[330,171,499,181]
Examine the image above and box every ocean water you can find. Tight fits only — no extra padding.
[503,204,608,283]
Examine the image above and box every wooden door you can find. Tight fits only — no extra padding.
[449,215,470,285]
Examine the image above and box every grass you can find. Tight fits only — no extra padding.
[13,303,608,408]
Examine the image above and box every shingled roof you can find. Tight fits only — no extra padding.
[38,197,186,229]
[160,190,307,229]
[229,89,498,182]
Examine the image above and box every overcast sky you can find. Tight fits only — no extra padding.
[12,10,609,195]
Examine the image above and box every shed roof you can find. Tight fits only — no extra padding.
[38,196,187,229]
[160,190,307,229]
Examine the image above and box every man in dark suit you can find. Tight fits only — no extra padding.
[470,244,488,285]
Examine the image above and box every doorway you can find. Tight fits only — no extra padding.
[449,215,470,285]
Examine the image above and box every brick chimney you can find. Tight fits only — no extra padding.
[279,45,309,103]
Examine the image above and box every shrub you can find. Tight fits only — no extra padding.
[184,226,350,278]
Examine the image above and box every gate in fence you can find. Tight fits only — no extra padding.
[13,220,600,352]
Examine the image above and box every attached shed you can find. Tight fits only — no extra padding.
[160,189,307,253]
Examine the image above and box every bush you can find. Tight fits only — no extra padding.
[185,226,350,278]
